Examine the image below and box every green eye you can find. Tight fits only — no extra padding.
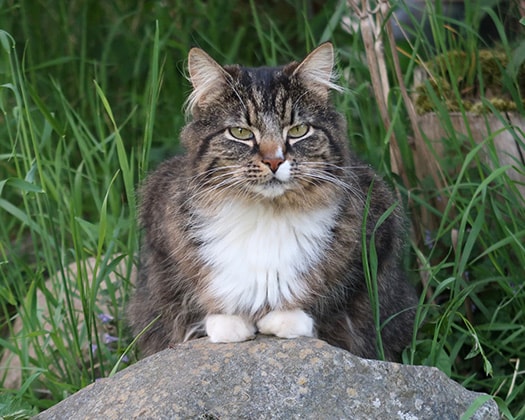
[229,127,254,140]
[288,124,309,139]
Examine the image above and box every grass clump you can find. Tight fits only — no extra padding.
[0,393,36,420]
[1,0,524,418]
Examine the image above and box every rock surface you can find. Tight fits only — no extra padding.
[36,336,498,419]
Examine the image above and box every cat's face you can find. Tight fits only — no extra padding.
[182,44,350,204]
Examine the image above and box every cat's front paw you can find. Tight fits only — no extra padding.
[205,314,256,343]
[257,309,314,338]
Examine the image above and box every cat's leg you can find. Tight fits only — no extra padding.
[256,309,315,338]
[205,314,256,343]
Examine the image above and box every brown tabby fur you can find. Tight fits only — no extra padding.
[127,43,417,361]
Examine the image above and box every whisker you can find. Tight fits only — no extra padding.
[295,162,366,206]
[187,171,254,212]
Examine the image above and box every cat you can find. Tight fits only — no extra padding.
[127,43,417,361]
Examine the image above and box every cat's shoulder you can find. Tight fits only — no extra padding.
[150,155,187,176]
[345,158,394,191]
[139,155,189,202]
[143,156,188,186]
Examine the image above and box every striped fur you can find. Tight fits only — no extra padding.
[127,43,417,361]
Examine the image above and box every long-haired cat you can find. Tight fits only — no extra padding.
[127,43,417,361]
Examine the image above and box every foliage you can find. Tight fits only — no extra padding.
[0,393,35,420]
[0,0,524,417]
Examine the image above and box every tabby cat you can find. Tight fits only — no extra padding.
[127,43,417,361]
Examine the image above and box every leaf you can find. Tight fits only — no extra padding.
[459,395,496,420]
[0,178,44,196]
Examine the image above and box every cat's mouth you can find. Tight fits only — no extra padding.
[253,177,291,199]
[250,160,294,198]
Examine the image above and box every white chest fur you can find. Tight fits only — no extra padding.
[195,201,337,314]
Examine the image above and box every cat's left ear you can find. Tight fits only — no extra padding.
[293,43,341,99]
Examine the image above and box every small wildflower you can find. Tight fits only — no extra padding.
[91,344,98,353]
[121,355,130,363]
[103,333,119,344]
[98,313,114,324]
[424,229,434,249]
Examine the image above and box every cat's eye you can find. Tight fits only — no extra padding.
[287,124,310,139]
[229,127,255,141]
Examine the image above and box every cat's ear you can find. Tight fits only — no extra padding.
[293,43,342,99]
[186,48,228,115]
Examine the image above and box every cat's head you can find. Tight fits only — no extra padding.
[182,43,350,205]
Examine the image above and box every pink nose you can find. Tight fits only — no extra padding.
[262,157,285,173]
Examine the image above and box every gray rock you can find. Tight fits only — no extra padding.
[36,336,498,419]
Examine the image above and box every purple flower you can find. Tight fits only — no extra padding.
[103,333,119,344]
[424,229,434,249]
[98,313,114,324]
[91,344,98,353]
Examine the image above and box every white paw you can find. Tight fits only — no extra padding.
[205,314,256,343]
[256,310,315,338]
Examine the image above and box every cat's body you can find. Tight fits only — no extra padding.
[127,43,417,361]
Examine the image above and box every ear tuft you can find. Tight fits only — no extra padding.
[185,48,228,116]
[293,43,342,98]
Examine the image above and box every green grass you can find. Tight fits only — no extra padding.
[1,0,524,417]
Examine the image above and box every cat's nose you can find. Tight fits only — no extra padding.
[262,157,285,173]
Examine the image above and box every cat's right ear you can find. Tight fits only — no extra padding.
[186,48,228,116]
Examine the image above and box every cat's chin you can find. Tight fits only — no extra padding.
[252,181,290,199]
